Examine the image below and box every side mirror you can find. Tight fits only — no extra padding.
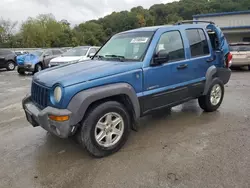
[43,53,49,57]
[88,52,95,58]
[153,50,169,65]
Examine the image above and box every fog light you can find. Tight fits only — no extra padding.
[49,115,69,122]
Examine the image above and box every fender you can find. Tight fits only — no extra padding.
[203,65,231,95]
[67,83,140,125]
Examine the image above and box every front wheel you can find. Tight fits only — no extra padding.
[6,61,16,71]
[34,63,42,74]
[80,101,130,158]
[17,67,25,75]
[198,79,224,112]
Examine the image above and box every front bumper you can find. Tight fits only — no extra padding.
[22,96,74,138]
[18,64,35,72]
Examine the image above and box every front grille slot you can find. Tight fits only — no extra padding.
[31,82,49,109]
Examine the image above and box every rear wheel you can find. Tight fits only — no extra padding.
[198,78,224,112]
[79,101,130,158]
[6,61,16,71]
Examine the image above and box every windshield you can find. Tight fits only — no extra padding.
[62,47,89,56]
[30,50,43,56]
[95,31,154,61]
[230,45,250,52]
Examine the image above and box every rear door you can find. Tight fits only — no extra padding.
[185,28,214,79]
[43,50,54,67]
[206,24,230,66]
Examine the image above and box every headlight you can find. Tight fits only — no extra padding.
[54,86,62,103]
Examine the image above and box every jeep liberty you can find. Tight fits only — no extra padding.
[22,21,232,157]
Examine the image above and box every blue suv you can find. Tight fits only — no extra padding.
[22,21,232,157]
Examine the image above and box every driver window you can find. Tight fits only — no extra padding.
[156,31,185,62]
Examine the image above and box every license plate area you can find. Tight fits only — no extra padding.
[25,109,39,127]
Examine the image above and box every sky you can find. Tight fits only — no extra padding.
[0,0,176,26]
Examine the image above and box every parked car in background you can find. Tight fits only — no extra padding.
[49,46,100,67]
[14,50,28,56]
[60,47,71,52]
[23,21,232,157]
[0,49,17,71]
[230,43,250,69]
[17,49,63,75]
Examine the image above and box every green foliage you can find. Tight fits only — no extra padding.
[0,0,250,48]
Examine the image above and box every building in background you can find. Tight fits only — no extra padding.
[193,10,250,43]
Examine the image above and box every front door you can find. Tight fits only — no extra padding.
[43,50,54,67]
[142,30,194,113]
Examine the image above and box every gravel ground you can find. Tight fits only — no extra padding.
[0,69,249,188]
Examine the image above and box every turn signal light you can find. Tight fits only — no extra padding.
[49,115,69,122]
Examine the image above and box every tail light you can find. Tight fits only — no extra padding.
[225,52,233,68]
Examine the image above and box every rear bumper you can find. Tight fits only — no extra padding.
[22,96,74,138]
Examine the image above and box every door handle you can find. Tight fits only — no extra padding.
[177,64,188,69]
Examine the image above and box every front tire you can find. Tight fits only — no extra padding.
[198,78,224,112]
[34,63,42,74]
[17,67,25,75]
[80,101,130,158]
[6,61,16,71]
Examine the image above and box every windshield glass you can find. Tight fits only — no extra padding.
[62,47,89,56]
[230,45,250,52]
[30,50,43,56]
[96,31,154,61]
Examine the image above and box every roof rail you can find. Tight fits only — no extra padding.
[175,20,215,25]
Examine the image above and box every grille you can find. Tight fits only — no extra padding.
[31,81,49,109]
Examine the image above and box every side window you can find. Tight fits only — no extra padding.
[156,31,185,62]
[52,50,62,55]
[88,48,97,56]
[186,29,210,57]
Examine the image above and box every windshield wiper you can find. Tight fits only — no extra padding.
[94,55,105,60]
[105,54,125,62]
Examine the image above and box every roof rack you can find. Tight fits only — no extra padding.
[175,20,215,25]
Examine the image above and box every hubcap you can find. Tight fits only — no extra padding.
[8,63,14,70]
[210,84,222,106]
[95,112,124,148]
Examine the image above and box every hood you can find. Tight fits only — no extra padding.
[33,60,143,87]
[17,53,40,65]
[50,56,83,63]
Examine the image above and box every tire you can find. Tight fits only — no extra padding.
[6,61,16,71]
[17,67,25,75]
[34,63,42,74]
[79,101,131,158]
[198,78,224,112]
[248,65,250,71]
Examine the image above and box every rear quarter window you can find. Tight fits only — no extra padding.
[186,29,210,57]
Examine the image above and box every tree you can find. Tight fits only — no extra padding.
[0,18,17,47]
[1,0,250,48]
